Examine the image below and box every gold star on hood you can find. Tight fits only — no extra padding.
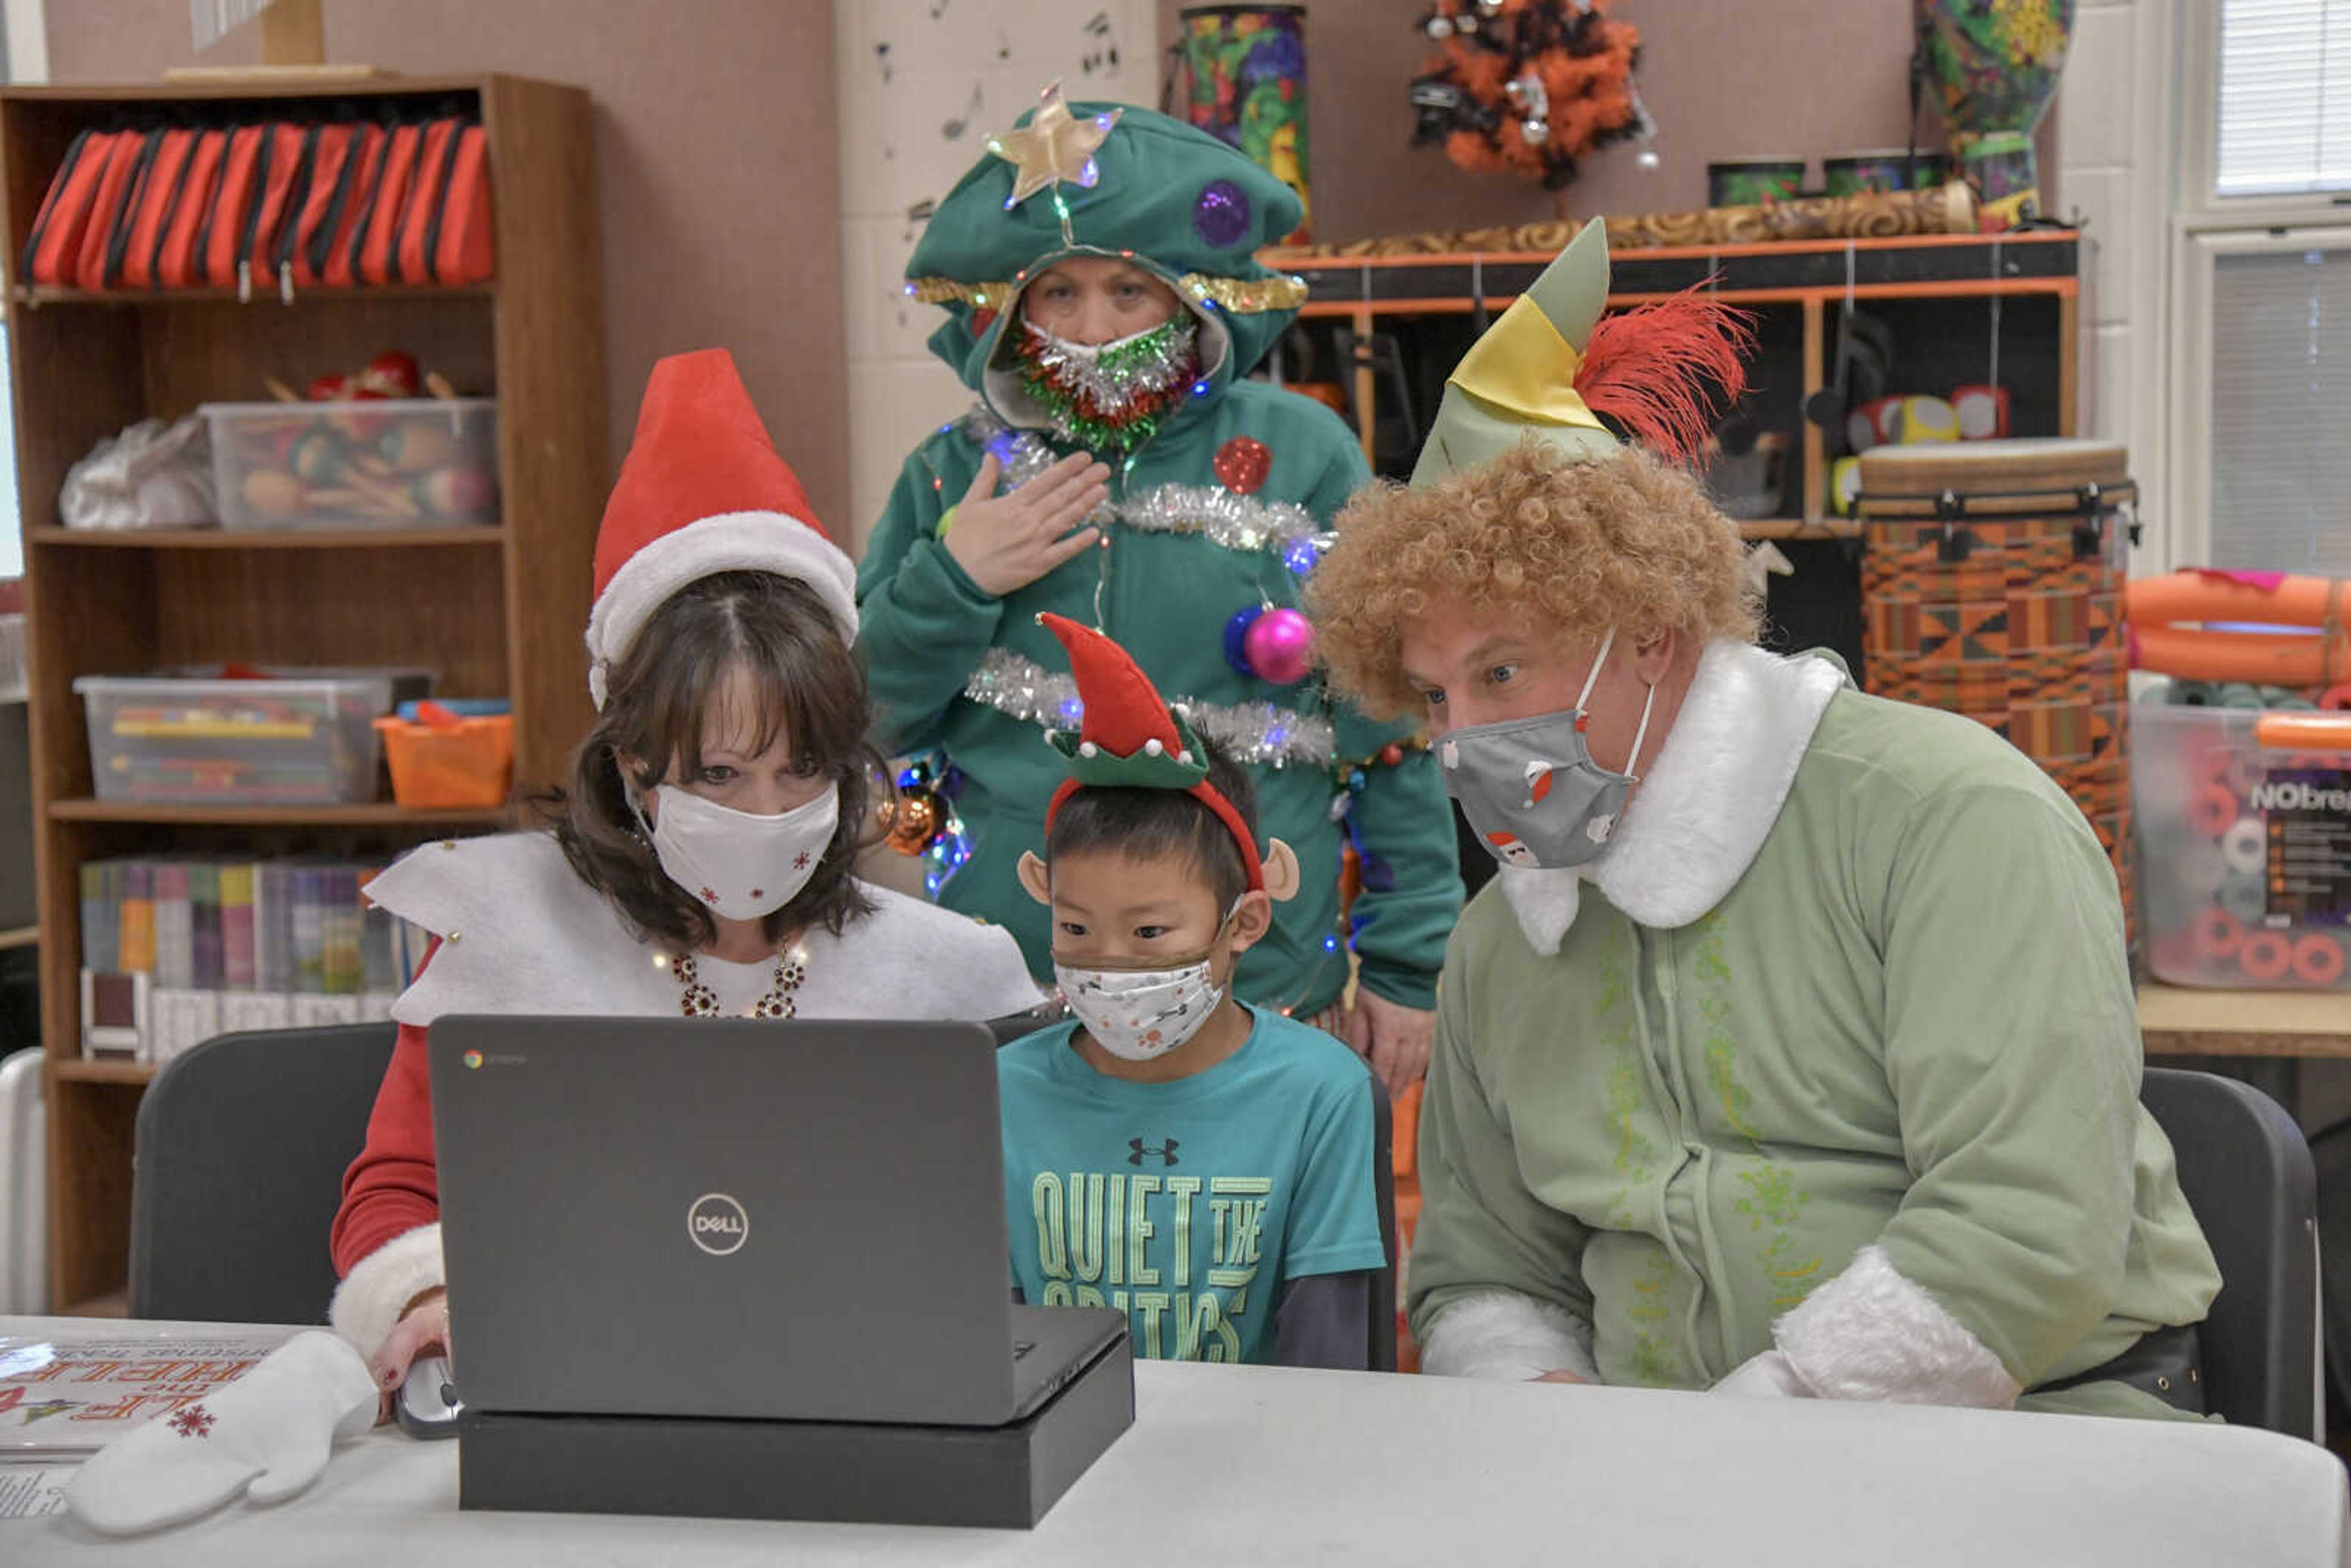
[987,81,1120,208]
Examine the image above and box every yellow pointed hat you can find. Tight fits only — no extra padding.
[1409,219,1752,486]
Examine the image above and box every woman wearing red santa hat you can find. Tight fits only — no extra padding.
[329,348,1043,1400]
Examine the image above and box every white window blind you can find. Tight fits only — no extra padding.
[2208,246,2351,569]
[2217,0,2351,195]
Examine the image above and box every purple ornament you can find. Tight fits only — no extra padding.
[1244,607,1316,686]
[1223,606,1267,676]
[1193,179,1252,249]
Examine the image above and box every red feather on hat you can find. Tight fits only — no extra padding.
[1574,285,1757,466]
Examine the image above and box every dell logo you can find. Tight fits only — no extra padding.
[686,1193,749,1257]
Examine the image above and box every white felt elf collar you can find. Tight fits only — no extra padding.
[1498,640,1847,953]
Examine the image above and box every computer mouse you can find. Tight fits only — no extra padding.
[396,1355,463,1439]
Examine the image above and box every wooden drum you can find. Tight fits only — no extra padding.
[1856,438,2138,942]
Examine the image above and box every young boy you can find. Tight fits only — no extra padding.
[998,613,1389,1368]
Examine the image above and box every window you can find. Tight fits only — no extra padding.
[2214,0,2351,197]
[2166,2,2351,567]
[2168,228,2351,568]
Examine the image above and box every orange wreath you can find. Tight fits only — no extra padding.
[1412,0,1643,189]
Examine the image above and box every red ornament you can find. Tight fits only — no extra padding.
[360,350,422,398]
[1213,436,1272,495]
[306,373,351,402]
[1379,743,1405,766]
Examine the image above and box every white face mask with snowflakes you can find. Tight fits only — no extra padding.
[637,782,838,921]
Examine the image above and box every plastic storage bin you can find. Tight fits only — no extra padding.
[203,398,498,531]
[75,666,430,805]
[2137,703,2351,989]
[375,702,514,809]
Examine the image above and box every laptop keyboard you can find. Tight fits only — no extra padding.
[1013,1340,1037,1360]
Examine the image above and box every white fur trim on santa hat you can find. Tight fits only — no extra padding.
[1419,1290,1599,1382]
[329,1223,444,1360]
[1769,1244,2021,1408]
[583,511,859,708]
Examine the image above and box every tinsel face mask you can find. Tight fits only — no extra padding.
[1014,315,1200,455]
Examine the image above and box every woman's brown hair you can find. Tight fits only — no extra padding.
[540,571,879,951]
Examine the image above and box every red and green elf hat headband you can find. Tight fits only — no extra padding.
[1037,612,1266,893]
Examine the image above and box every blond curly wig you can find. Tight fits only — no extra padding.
[1308,440,1760,719]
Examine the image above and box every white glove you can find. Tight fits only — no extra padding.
[65,1330,378,1536]
[1711,1349,1817,1400]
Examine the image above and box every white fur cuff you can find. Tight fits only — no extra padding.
[329,1224,444,1359]
[1774,1245,2021,1408]
[1711,1349,1815,1399]
[1419,1291,1600,1382]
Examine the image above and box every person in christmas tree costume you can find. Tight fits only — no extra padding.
[1308,222,2221,1417]
[860,85,1459,1093]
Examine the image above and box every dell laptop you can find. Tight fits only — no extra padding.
[427,1015,1128,1428]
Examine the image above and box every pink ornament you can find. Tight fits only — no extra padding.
[1243,607,1316,685]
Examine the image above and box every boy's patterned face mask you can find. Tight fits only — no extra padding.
[1052,899,1241,1062]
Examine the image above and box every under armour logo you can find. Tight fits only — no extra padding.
[1128,1137,1180,1167]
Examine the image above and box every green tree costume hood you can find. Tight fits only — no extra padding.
[904,91,1308,432]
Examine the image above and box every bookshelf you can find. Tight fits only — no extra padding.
[4,74,609,1313]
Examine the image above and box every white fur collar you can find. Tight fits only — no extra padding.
[1498,641,1847,953]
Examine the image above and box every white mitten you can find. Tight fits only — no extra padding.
[1710,1349,1817,1400]
[64,1330,378,1536]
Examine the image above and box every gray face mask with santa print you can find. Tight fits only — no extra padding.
[1437,628,1657,871]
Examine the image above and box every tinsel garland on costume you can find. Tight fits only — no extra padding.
[964,648,1336,769]
[1014,318,1201,454]
[960,408,1334,562]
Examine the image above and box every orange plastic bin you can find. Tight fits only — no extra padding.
[374,703,513,809]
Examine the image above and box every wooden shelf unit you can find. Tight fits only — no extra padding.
[29,525,508,549]
[6,74,609,1313]
[1272,229,2082,538]
[1269,230,2081,678]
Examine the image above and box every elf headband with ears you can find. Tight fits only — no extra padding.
[1016,612,1300,907]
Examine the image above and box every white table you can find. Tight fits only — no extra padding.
[6,1316,2347,1567]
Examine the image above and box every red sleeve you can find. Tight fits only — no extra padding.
[330,947,441,1275]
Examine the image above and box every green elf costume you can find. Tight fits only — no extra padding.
[857,86,1460,1021]
[1378,223,2221,1418]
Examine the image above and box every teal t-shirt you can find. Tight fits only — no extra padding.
[998,1007,1387,1364]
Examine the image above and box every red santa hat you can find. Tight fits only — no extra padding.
[583,348,858,708]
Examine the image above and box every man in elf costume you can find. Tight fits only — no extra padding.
[858,86,1459,1090]
[1309,221,2222,1416]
